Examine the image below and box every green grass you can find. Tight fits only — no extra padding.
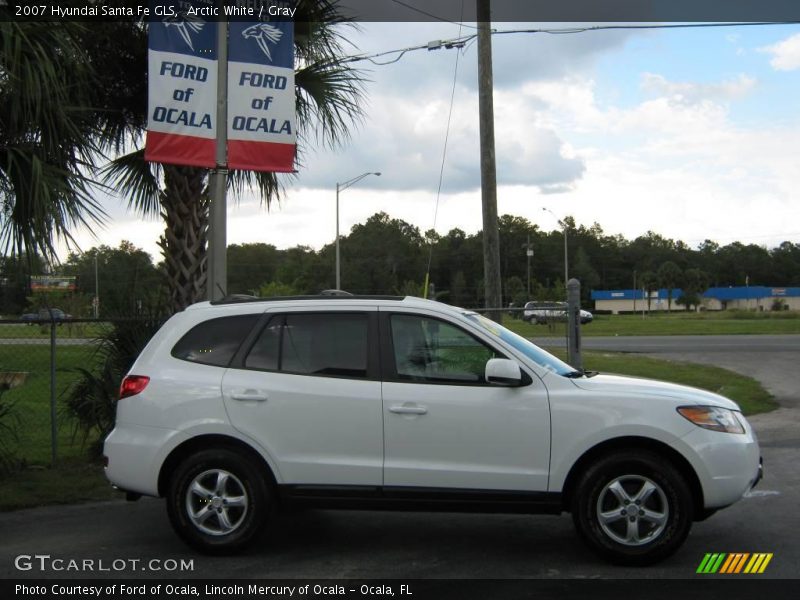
[0,459,120,511]
[0,341,776,511]
[506,310,800,337]
[0,344,100,465]
[546,349,777,416]
[0,322,110,339]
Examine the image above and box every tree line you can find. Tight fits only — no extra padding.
[1,211,798,317]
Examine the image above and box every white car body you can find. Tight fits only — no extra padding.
[104,296,761,562]
[523,301,593,324]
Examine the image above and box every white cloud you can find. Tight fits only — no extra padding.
[295,81,585,194]
[759,32,800,70]
[640,72,756,103]
[59,26,800,265]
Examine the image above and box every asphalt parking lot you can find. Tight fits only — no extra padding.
[1,335,797,580]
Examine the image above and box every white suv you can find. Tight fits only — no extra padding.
[104,295,761,565]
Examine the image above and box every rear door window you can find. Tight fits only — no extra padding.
[244,312,370,379]
[171,315,259,367]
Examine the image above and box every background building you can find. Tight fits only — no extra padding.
[591,287,800,314]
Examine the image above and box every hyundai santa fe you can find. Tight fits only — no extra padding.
[104,295,762,564]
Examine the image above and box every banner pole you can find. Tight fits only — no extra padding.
[208,9,228,301]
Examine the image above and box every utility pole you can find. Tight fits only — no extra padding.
[207,9,228,301]
[477,0,502,322]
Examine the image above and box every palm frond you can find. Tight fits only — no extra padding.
[102,149,162,218]
[0,21,108,261]
[0,147,107,259]
[228,169,283,208]
[295,59,367,149]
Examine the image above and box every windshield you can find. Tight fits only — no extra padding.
[463,312,576,376]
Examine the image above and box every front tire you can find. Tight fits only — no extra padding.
[166,448,271,555]
[571,450,693,565]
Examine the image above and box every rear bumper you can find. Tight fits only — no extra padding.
[104,422,186,497]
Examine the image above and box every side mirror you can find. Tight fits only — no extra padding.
[485,358,523,386]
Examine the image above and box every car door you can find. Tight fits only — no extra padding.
[379,309,551,492]
[222,308,383,486]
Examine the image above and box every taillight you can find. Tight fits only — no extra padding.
[119,375,150,399]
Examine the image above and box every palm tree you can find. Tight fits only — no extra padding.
[657,261,683,312]
[0,22,99,261]
[103,1,365,311]
[1,20,148,263]
[639,270,657,312]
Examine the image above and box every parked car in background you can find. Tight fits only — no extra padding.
[19,312,38,323]
[36,308,73,323]
[523,301,593,324]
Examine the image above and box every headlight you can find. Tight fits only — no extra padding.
[677,406,745,434]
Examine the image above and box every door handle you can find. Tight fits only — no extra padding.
[230,392,268,402]
[389,404,428,415]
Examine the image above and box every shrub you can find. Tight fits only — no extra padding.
[0,391,21,477]
[771,298,787,312]
[62,314,164,456]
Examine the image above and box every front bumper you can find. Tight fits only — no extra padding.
[680,421,761,509]
[751,456,764,489]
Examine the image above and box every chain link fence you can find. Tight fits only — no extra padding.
[0,316,157,472]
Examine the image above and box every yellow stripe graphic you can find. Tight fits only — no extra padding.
[744,553,772,573]
[758,554,773,574]
[744,554,759,573]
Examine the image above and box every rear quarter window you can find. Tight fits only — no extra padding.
[171,314,259,367]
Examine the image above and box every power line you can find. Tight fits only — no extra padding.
[387,0,480,30]
[423,7,465,297]
[342,21,800,66]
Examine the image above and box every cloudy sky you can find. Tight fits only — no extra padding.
[66,20,800,262]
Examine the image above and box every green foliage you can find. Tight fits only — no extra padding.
[62,315,164,456]
[227,244,280,295]
[230,216,800,312]
[676,292,701,311]
[62,241,163,317]
[657,261,683,310]
[771,298,787,312]
[258,281,300,297]
[0,391,21,477]
[340,212,426,294]
[397,280,424,298]
[504,275,527,308]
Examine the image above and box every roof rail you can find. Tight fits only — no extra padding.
[209,294,405,306]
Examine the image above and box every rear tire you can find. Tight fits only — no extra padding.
[571,450,693,565]
[166,448,271,555]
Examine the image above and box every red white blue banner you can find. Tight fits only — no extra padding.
[227,20,296,172]
[145,1,218,168]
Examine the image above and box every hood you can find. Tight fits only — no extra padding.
[570,373,741,411]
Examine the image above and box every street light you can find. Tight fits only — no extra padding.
[336,171,381,290]
[542,207,568,285]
